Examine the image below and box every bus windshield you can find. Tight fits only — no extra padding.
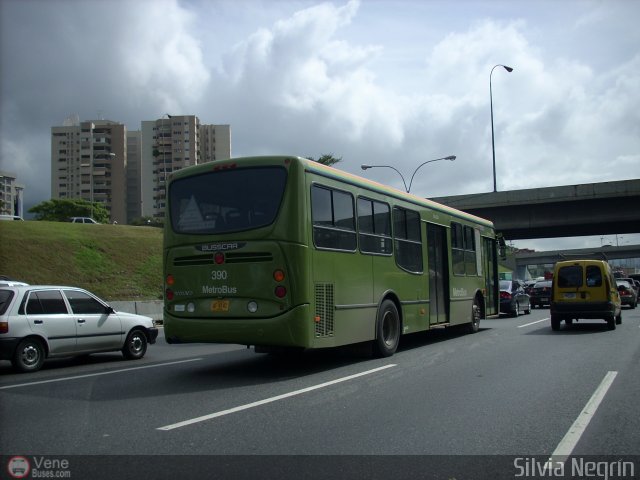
[169,166,288,234]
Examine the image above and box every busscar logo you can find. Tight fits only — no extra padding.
[197,242,246,252]
[7,456,30,479]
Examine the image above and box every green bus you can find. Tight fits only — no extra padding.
[163,156,499,357]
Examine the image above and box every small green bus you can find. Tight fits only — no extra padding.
[163,156,499,357]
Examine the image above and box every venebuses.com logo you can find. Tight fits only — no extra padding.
[7,456,71,478]
[7,457,30,479]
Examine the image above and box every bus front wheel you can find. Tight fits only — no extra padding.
[373,300,400,358]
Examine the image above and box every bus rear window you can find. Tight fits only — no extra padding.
[169,167,288,234]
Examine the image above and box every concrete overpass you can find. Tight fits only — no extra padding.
[512,244,640,280]
[430,179,640,240]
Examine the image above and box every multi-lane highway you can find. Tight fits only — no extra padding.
[2,307,639,478]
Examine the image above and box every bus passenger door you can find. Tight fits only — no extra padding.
[427,223,449,325]
[482,237,499,316]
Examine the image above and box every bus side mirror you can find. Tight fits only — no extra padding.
[497,235,507,260]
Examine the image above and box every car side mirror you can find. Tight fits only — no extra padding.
[106,306,115,315]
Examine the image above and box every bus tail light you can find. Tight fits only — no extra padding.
[275,286,287,298]
[273,269,285,282]
[166,274,175,286]
[0,321,8,334]
[215,252,225,264]
[166,289,174,301]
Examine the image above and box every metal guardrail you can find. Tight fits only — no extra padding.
[110,300,163,323]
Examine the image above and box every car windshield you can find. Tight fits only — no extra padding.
[169,166,288,234]
[499,280,511,290]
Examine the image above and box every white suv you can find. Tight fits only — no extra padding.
[0,285,158,372]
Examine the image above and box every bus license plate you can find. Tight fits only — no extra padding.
[211,300,230,312]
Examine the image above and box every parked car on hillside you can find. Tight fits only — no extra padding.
[499,280,531,317]
[530,280,552,308]
[616,280,637,309]
[0,285,158,372]
[69,217,98,224]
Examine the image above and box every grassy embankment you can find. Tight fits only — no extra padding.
[0,221,163,301]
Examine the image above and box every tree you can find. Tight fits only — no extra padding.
[29,198,110,223]
[306,153,342,166]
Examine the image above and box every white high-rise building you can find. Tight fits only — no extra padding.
[141,115,231,219]
[0,171,24,217]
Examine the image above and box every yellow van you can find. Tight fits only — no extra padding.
[550,259,622,331]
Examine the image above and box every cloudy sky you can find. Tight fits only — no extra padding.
[1,0,639,250]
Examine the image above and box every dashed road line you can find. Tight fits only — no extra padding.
[0,358,203,390]
[157,363,397,431]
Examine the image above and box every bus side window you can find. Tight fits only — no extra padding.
[393,207,422,273]
[451,222,465,275]
[311,185,356,251]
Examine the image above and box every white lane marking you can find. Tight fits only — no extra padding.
[0,358,203,390]
[547,371,618,468]
[518,318,549,328]
[158,363,397,431]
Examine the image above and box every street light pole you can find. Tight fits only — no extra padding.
[407,155,456,193]
[490,64,513,193]
[362,164,409,192]
[158,113,172,218]
[361,155,456,193]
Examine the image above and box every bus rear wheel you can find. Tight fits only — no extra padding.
[468,298,481,333]
[373,300,400,358]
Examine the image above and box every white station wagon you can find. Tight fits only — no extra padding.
[0,285,158,372]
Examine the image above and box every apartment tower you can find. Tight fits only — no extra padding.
[51,120,127,223]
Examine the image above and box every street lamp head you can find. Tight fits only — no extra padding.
[444,155,456,161]
[361,165,372,170]
[503,65,513,73]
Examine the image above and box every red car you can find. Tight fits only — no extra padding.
[616,280,638,309]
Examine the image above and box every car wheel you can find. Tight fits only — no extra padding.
[551,315,561,331]
[606,316,616,330]
[616,313,622,325]
[373,299,400,358]
[122,329,148,360]
[524,300,531,315]
[468,297,481,333]
[512,302,519,317]
[12,338,46,372]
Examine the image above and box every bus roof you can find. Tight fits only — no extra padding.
[169,155,494,230]
[301,157,494,229]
